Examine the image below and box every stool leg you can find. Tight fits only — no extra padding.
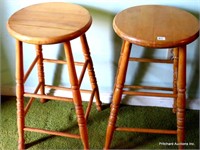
[35,45,46,103]
[80,34,102,111]
[16,40,25,150]
[177,46,186,149]
[64,41,89,149]
[173,48,179,113]
[104,41,132,149]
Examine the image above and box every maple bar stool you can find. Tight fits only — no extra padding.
[7,2,102,149]
[104,5,199,149]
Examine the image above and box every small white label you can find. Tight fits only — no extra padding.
[157,36,166,41]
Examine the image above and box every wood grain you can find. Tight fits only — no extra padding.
[113,5,199,48]
[105,5,199,150]
[7,2,92,44]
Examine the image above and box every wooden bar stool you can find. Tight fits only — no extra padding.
[104,5,199,149]
[7,2,102,149]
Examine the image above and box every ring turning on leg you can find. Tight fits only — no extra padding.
[104,41,132,149]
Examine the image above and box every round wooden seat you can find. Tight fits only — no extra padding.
[113,5,199,48]
[7,2,92,44]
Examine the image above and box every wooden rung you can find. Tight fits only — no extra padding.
[24,127,80,139]
[78,60,88,85]
[80,89,93,94]
[45,85,92,94]
[122,90,176,98]
[24,93,73,102]
[85,88,96,120]
[24,55,39,82]
[24,83,42,116]
[115,127,177,134]
[129,57,173,64]
[124,85,173,91]
[45,85,72,91]
[43,58,85,66]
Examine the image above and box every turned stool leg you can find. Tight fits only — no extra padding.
[173,48,179,113]
[64,42,89,149]
[35,45,46,103]
[104,41,132,149]
[80,34,102,111]
[177,46,186,149]
[16,40,25,150]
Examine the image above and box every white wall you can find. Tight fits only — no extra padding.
[1,0,199,109]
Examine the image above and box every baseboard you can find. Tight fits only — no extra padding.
[1,86,16,96]
[1,86,199,110]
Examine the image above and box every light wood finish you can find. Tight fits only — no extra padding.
[173,48,179,113]
[80,34,102,111]
[129,57,173,64]
[177,46,187,149]
[24,55,39,82]
[63,41,89,148]
[7,2,92,44]
[104,40,132,149]
[116,127,177,135]
[24,127,80,139]
[7,2,102,150]
[104,5,199,149]
[113,5,199,48]
[16,40,25,150]
[35,45,46,103]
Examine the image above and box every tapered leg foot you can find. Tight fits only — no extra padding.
[104,102,120,149]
